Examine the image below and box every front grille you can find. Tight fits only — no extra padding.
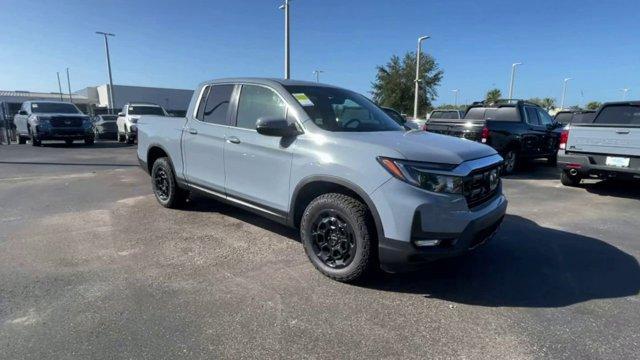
[463,164,501,208]
[50,117,82,127]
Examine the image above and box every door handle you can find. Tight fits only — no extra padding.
[226,136,241,144]
[187,128,198,135]
[616,130,630,134]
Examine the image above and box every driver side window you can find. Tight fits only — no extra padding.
[236,85,286,130]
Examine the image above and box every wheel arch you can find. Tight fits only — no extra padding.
[289,176,385,242]
[146,144,172,174]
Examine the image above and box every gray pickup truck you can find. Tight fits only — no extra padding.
[136,78,507,282]
[558,101,640,186]
[14,101,95,146]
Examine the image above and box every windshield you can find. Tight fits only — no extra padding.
[555,112,573,124]
[382,108,406,125]
[31,102,80,114]
[430,111,459,119]
[128,105,165,116]
[595,105,640,125]
[284,86,403,132]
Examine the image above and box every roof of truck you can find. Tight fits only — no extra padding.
[203,78,339,88]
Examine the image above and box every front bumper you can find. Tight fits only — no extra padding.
[371,177,508,272]
[35,126,94,140]
[558,151,640,179]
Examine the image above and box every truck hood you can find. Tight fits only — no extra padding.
[332,130,497,165]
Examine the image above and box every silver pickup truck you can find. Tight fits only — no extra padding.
[558,101,640,186]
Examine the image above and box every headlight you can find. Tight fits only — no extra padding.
[377,157,463,194]
[33,116,51,125]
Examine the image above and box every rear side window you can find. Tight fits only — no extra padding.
[525,107,541,125]
[464,108,485,120]
[236,85,286,130]
[201,84,234,125]
[595,105,640,125]
[430,111,458,119]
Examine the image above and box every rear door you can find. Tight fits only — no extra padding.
[522,106,546,156]
[536,108,559,155]
[223,84,294,215]
[182,84,236,193]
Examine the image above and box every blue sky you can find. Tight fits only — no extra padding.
[1,0,638,106]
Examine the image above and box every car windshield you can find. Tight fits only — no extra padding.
[128,106,165,116]
[430,111,459,119]
[382,108,406,125]
[555,112,573,124]
[31,102,80,114]
[284,85,403,132]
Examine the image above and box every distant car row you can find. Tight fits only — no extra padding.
[12,101,169,146]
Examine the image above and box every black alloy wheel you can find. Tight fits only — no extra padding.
[310,210,357,269]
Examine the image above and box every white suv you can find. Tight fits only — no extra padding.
[117,103,168,144]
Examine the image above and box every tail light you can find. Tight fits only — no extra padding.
[559,130,569,150]
[481,126,490,143]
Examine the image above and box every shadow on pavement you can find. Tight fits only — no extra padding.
[39,141,134,149]
[185,195,299,241]
[0,161,138,167]
[503,161,560,180]
[583,179,640,200]
[359,214,640,307]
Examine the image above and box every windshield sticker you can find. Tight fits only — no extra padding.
[293,93,314,107]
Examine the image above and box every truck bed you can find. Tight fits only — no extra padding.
[425,118,485,141]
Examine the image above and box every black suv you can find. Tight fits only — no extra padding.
[424,100,562,174]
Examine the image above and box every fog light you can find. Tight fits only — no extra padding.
[414,239,441,247]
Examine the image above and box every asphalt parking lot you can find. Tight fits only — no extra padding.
[1,142,639,359]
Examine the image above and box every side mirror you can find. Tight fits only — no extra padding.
[18,110,28,116]
[256,117,299,137]
[118,112,124,117]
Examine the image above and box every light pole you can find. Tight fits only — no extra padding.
[508,62,523,99]
[621,88,630,100]
[452,89,459,107]
[313,70,324,83]
[279,0,291,79]
[66,67,73,103]
[413,35,430,120]
[56,72,63,101]
[96,31,116,114]
[560,78,572,110]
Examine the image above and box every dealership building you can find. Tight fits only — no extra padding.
[1,84,194,118]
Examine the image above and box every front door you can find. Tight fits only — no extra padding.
[182,84,235,193]
[523,106,546,156]
[223,84,294,214]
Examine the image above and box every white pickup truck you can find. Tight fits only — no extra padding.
[558,101,640,186]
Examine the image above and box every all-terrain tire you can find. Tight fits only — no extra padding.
[300,193,375,283]
[560,171,581,187]
[151,157,188,208]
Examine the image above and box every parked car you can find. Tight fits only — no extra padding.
[424,100,562,174]
[381,107,420,130]
[558,101,640,186]
[93,114,119,140]
[136,78,507,282]
[554,110,596,126]
[428,109,465,120]
[13,101,95,146]
[117,103,169,144]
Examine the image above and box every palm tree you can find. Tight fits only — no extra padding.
[541,97,556,110]
[485,88,502,104]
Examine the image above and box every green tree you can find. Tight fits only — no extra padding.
[372,52,443,117]
[586,101,602,110]
[527,97,543,106]
[485,88,502,103]
[541,97,556,110]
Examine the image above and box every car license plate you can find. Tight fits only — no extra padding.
[605,156,630,167]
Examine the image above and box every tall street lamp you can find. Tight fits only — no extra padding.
[56,72,63,101]
[508,62,523,99]
[279,0,291,79]
[413,35,430,119]
[66,67,73,103]
[452,89,459,107]
[560,77,572,110]
[621,88,630,100]
[313,69,324,83]
[96,31,116,114]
